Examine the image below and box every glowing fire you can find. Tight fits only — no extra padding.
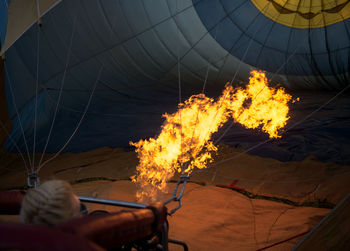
[131,70,294,202]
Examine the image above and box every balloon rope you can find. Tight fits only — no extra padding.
[210,1,274,145]
[193,6,347,182]
[37,14,78,169]
[187,25,221,160]
[37,66,103,172]
[175,0,184,171]
[177,1,273,177]
[254,5,329,89]
[208,82,350,182]
[35,0,41,21]
[229,1,275,85]
[32,25,40,172]
[28,0,242,95]
[2,0,33,173]
[4,64,33,170]
[162,1,256,157]
[42,89,153,117]
[1,0,28,172]
[213,2,332,146]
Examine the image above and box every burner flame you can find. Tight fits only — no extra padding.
[131,70,294,202]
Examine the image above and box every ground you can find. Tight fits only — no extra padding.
[0,145,349,250]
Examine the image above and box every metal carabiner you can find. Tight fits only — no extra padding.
[27,172,40,188]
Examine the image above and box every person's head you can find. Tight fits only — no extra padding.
[20,180,82,226]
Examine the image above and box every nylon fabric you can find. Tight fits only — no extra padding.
[251,0,350,28]
[0,0,349,160]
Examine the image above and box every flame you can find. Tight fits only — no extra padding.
[131,70,294,202]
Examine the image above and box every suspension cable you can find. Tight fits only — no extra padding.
[167,1,273,207]
[37,66,103,172]
[4,64,33,170]
[205,1,274,146]
[174,0,185,173]
[208,82,350,182]
[213,3,336,147]
[32,23,40,172]
[37,13,78,169]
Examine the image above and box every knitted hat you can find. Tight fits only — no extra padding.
[20,180,81,226]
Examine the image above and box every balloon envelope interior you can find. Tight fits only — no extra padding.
[0,0,349,164]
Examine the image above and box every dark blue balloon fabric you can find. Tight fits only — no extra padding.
[1,0,349,165]
[194,0,350,77]
[0,0,9,45]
